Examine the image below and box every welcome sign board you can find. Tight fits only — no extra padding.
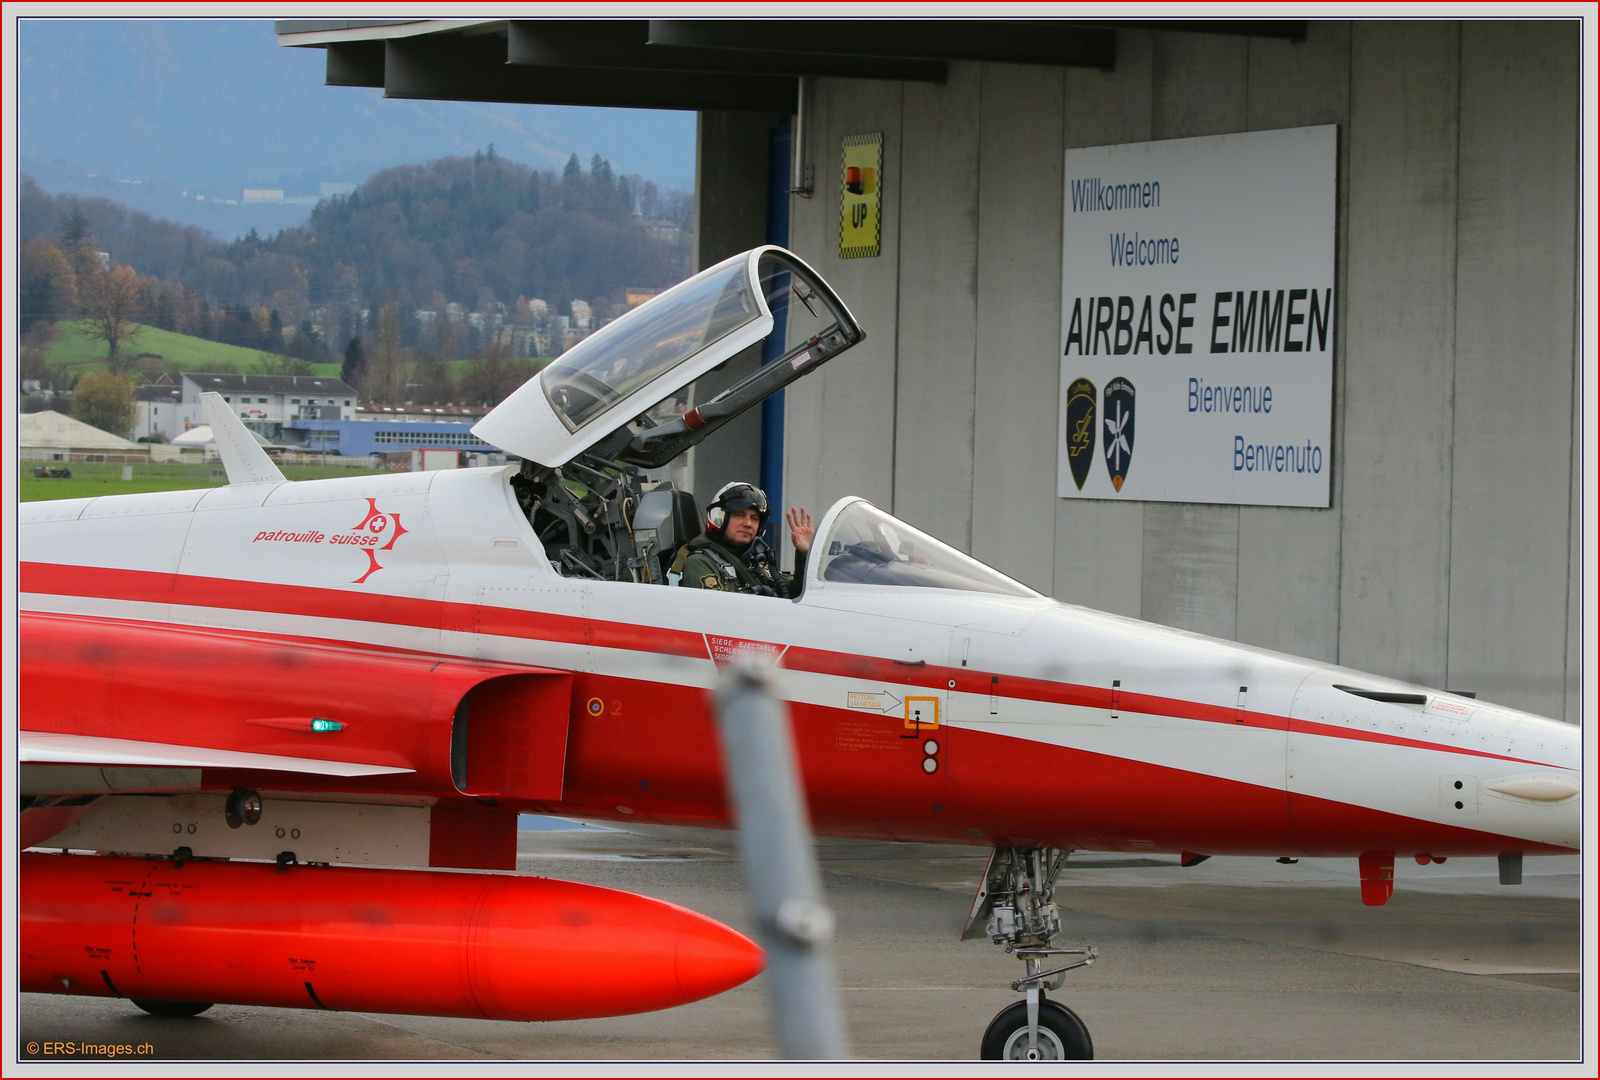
[1057,125,1336,507]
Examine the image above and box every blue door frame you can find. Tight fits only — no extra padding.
[759,117,791,521]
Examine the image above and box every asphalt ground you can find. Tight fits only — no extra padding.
[14,819,1584,1068]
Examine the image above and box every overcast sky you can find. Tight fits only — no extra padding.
[14,17,698,227]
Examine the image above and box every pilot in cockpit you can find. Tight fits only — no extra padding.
[668,482,812,598]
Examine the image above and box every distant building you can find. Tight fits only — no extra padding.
[357,403,485,422]
[178,373,359,444]
[643,219,681,242]
[242,188,286,203]
[625,288,660,308]
[287,402,500,458]
[509,325,550,358]
[133,384,185,441]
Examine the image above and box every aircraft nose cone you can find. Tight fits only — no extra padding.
[673,913,765,1003]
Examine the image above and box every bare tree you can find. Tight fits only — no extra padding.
[76,264,145,371]
[363,301,409,402]
[413,356,456,404]
[461,340,535,407]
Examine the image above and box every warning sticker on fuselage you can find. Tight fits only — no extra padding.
[1424,697,1477,721]
[705,635,787,667]
[848,692,902,713]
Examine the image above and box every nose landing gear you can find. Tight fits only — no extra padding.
[964,848,1096,1060]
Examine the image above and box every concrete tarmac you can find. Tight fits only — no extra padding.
[17,820,1582,1063]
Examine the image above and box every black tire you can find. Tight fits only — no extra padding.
[131,999,213,1018]
[980,998,1093,1060]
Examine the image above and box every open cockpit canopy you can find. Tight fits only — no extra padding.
[472,246,862,467]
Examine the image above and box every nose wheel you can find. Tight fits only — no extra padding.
[964,847,1097,1061]
[981,994,1093,1060]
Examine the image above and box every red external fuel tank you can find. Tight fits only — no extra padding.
[20,852,763,1021]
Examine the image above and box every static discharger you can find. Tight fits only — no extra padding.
[20,852,764,1021]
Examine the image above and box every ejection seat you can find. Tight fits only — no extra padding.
[632,486,701,584]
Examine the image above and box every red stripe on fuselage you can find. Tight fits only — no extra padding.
[20,562,1563,769]
[20,601,1570,857]
[458,672,1577,857]
[22,562,707,658]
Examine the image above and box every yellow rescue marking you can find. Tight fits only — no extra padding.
[904,696,940,730]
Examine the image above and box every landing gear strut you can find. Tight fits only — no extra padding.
[964,848,1096,1060]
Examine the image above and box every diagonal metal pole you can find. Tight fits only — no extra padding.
[714,658,848,1060]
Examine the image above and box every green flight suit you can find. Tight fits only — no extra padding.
[671,532,806,598]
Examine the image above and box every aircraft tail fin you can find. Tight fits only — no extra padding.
[200,392,286,485]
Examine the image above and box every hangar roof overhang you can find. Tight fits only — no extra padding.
[275,18,1309,112]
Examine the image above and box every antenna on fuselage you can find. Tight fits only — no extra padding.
[200,392,286,485]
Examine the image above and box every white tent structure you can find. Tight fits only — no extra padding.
[18,410,142,452]
[169,424,275,449]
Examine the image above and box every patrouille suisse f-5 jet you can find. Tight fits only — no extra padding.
[19,247,1580,1060]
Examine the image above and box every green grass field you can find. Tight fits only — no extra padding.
[44,322,315,379]
[40,323,544,388]
[20,460,374,502]
[41,323,550,386]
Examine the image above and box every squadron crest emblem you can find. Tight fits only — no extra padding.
[1102,377,1136,493]
[1064,377,1097,491]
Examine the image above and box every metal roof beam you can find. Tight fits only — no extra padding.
[383,35,797,113]
[646,20,1117,69]
[1082,20,1309,41]
[277,19,500,46]
[507,20,947,82]
[326,41,385,88]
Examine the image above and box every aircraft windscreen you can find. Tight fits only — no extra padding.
[539,260,762,432]
[816,502,1041,597]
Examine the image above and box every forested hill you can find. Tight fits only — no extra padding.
[21,149,692,338]
[255,150,693,314]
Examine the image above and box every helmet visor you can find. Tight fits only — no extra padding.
[718,485,769,517]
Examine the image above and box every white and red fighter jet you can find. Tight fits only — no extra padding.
[18,247,1579,1059]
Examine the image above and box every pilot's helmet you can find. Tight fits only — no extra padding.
[706,481,769,533]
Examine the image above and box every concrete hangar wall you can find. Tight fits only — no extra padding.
[701,21,1581,722]
[274,17,1582,723]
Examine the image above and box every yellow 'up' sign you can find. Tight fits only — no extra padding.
[840,133,883,259]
